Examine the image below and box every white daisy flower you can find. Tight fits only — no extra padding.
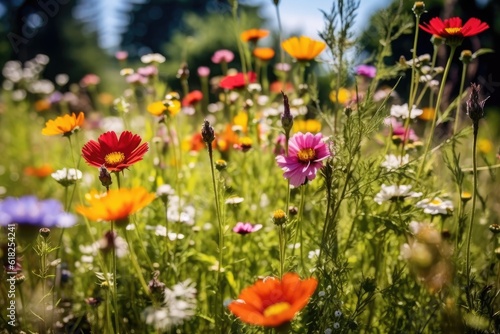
[51,168,83,187]
[390,103,423,119]
[416,197,453,215]
[374,184,422,205]
[140,53,166,64]
[380,154,409,171]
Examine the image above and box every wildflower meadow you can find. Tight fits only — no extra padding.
[2,0,500,333]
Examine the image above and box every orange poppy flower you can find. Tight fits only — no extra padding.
[182,90,203,107]
[241,29,270,43]
[282,36,326,61]
[229,273,317,327]
[42,112,85,136]
[76,187,156,223]
[24,164,54,178]
[253,47,275,61]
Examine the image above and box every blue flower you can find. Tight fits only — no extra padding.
[0,196,76,228]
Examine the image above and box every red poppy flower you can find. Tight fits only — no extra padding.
[420,17,489,44]
[219,72,257,90]
[182,90,203,107]
[229,273,317,327]
[81,131,148,172]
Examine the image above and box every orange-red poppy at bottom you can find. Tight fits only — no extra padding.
[228,272,317,327]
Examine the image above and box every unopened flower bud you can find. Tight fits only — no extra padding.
[272,209,287,226]
[460,191,472,203]
[215,159,227,171]
[459,50,473,64]
[288,206,298,216]
[99,165,112,189]
[489,224,500,234]
[201,119,215,144]
[412,1,426,16]
[15,273,26,284]
[176,63,189,80]
[466,83,488,123]
[431,35,445,47]
[39,227,50,239]
[280,91,293,134]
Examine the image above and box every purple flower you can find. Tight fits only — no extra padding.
[276,132,331,187]
[233,222,263,235]
[197,66,210,77]
[355,64,376,79]
[0,196,76,228]
[211,49,234,64]
[387,118,419,142]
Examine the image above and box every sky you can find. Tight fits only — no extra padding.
[246,0,392,40]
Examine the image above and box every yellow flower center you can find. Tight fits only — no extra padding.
[297,148,316,162]
[444,27,461,35]
[263,302,291,317]
[105,152,125,165]
[430,198,442,205]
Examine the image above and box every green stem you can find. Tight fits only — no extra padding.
[417,45,457,178]
[465,122,479,309]
[207,143,224,330]
[453,63,468,135]
[111,221,120,334]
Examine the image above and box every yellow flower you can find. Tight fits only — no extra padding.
[76,187,156,224]
[329,88,352,105]
[293,119,322,134]
[147,101,167,116]
[282,36,326,61]
[233,111,248,132]
[166,99,181,116]
[478,139,493,154]
[42,112,84,136]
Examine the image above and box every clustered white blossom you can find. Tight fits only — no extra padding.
[142,279,197,331]
[390,103,423,119]
[374,184,422,205]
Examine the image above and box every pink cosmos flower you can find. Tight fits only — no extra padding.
[233,222,263,235]
[115,51,128,61]
[197,66,210,77]
[276,132,331,187]
[355,64,376,79]
[211,49,235,64]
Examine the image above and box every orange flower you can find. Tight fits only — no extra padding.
[24,164,54,178]
[35,99,51,112]
[419,107,435,121]
[42,112,85,136]
[229,273,317,327]
[241,29,269,43]
[76,187,155,223]
[282,36,326,61]
[253,47,275,61]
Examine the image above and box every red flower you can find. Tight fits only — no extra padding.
[82,131,148,172]
[420,17,489,44]
[182,90,203,107]
[219,72,257,90]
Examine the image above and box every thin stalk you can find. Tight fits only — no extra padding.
[453,62,468,135]
[417,45,457,178]
[465,122,479,309]
[111,221,120,334]
[207,142,224,330]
